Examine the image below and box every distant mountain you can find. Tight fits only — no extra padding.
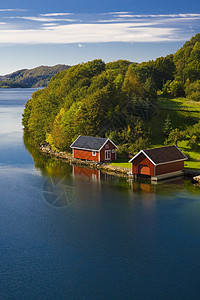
[0,64,70,88]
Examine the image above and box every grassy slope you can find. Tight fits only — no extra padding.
[111,96,200,170]
[147,97,200,170]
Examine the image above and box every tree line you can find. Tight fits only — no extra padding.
[23,59,156,154]
[22,33,200,155]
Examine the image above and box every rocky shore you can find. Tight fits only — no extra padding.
[39,144,130,176]
[39,144,200,181]
[183,169,200,184]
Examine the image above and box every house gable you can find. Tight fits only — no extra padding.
[129,146,187,166]
[100,140,117,162]
[131,152,155,176]
[71,136,117,162]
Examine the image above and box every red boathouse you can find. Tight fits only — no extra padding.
[70,135,118,162]
[129,145,187,181]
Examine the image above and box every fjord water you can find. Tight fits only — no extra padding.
[0,89,200,299]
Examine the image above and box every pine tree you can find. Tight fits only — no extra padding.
[163,115,172,137]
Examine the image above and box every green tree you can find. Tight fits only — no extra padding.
[174,33,200,83]
[142,77,157,102]
[122,65,143,98]
[22,59,156,150]
[186,121,200,149]
[185,80,200,101]
[163,115,172,137]
[165,128,184,146]
[169,80,185,97]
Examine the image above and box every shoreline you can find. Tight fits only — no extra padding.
[39,144,200,180]
[39,144,130,177]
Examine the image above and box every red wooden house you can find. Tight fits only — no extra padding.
[70,135,118,162]
[129,145,187,181]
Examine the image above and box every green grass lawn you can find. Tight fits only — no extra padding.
[157,97,200,112]
[111,162,132,169]
[110,157,132,169]
[110,96,200,171]
[145,96,200,170]
[178,140,200,170]
[146,97,200,145]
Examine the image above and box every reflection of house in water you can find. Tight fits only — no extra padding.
[73,165,118,182]
[129,181,156,209]
[129,176,185,203]
[72,166,102,198]
[73,165,101,181]
[131,181,156,194]
[72,165,119,199]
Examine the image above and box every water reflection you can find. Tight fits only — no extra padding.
[23,131,72,177]
[73,165,101,181]
[24,130,200,201]
[1,89,200,299]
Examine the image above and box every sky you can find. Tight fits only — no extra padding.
[0,0,199,75]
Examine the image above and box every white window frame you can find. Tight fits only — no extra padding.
[105,150,111,160]
[92,151,96,156]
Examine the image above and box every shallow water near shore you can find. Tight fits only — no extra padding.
[0,88,200,299]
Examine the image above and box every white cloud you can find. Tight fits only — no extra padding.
[40,13,73,16]
[96,13,200,25]
[42,23,59,26]
[0,12,198,45]
[7,16,75,22]
[100,12,130,15]
[0,9,27,12]
[0,23,184,44]
[114,13,200,18]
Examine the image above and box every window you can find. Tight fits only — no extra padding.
[92,151,96,156]
[112,149,115,153]
[105,150,111,160]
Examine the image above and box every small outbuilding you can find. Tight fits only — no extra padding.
[70,135,118,162]
[129,145,188,181]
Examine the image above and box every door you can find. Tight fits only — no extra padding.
[105,150,111,160]
[138,164,151,175]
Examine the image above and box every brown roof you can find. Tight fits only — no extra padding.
[129,145,187,165]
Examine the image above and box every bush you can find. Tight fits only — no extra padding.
[117,144,129,157]
[128,137,149,155]
[162,80,185,97]
[185,80,200,101]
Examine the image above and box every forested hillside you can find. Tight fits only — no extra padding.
[0,64,70,88]
[22,59,156,153]
[22,33,200,158]
[130,33,200,98]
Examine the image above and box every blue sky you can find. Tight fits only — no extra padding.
[0,1,200,74]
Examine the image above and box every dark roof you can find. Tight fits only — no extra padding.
[70,135,108,151]
[130,145,187,165]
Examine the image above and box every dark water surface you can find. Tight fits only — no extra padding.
[0,89,200,299]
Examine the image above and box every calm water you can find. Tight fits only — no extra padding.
[0,89,200,299]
